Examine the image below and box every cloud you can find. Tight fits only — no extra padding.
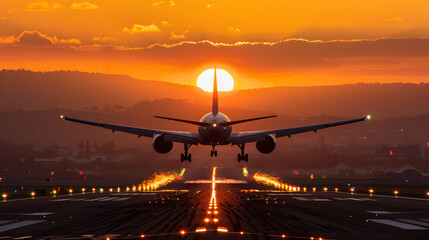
[170,30,188,39]
[228,27,241,32]
[206,3,219,8]
[0,31,83,46]
[17,31,55,45]
[386,16,403,22]
[151,1,176,7]
[123,24,161,33]
[92,36,116,42]
[0,36,16,44]
[59,38,82,44]
[24,2,62,12]
[70,2,99,10]
[161,21,171,26]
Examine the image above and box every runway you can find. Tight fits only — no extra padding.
[0,168,428,240]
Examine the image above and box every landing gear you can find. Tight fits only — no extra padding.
[210,145,218,157]
[181,144,192,162]
[237,144,248,162]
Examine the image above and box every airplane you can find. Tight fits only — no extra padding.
[61,68,370,162]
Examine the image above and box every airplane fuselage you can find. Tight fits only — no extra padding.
[198,112,232,145]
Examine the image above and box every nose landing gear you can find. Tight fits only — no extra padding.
[181,144,192,162]
[210,145,218,157]
[237,144,248,162]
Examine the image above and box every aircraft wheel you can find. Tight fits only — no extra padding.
[180,154,184,162]
[214,151,217,157]
[237,154,241,162]
[245,154,249,162]
[211,151,214,157]
[188,154,192,162]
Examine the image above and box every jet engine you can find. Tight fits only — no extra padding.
[256,134,276,154]
[152,134,173,154]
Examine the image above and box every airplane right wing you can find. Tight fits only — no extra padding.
[229,116,368,144]
[62,116,199,144]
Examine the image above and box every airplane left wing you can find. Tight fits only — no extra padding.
[62,116,199,144]
[229,116,368,144]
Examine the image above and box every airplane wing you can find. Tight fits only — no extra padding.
[229,116,368,144]
[62,116,199,144]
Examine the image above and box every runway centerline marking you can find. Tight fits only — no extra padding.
[369,219,428,230]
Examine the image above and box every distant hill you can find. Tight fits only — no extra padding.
[1,69,428,119]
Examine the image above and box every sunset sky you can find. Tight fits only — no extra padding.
[1,0,429,88]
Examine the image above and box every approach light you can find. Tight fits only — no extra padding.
[213,124,216,127]
[180,230,186,235]
[31,191,35,197]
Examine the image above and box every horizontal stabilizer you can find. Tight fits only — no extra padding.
[154,116,209,127]
[220,115,277,127]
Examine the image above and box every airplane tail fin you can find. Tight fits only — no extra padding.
[212,67,218,115]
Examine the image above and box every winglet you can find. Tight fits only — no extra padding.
[212,67,218,115]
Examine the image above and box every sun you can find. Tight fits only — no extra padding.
[197,68,234,92]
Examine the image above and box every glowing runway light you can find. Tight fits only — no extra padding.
[323,187,328,192]
[2,193,7,200]
[369,189,374,194]
[126,186,130,192]
[31,191,35,197]
[69,189,73,194]
[334,188,338,192]
[243,168,249,177]
[204,218,209,222]
[282,234,286,238]
[394,190,399,196]
[109,188,113,192]
[303,187,307,192]
[140,234,145,238]
[312,187,316,192]
[240,231,244,235]
[180,230,186,235]
[92,188,96,193]
[100,188,104,193]
[217,227,228,232]
[141,171,178,191]
[196,227,207,232]
[82,188,86,193]
[213,218,219,222]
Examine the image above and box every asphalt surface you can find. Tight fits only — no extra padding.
[0,168,428,240]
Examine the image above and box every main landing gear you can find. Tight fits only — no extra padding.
[237,144,248,162]
[181,144,192,162]
[211,145,218,157]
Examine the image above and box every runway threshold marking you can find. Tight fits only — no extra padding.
[292,197,311,201]
[369,219,427,230]
[398,219,429,227]
[0,220,45,233]
[21,212,54,216]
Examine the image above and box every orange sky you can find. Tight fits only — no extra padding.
[1,0,429,88]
